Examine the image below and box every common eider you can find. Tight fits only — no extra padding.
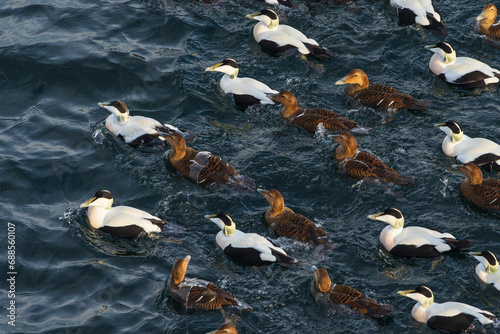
[271,91,358,133]
[205,212,298,267]
[436,120,500,171]
[398,285,496,333]
[390,0,447,35]
[367,207,474,258]
[471,250,500,291]
[457,163,500,211]
[335,69,430,111]
[425,42,500,88]
[205,58,278,109]
[98,100,193,147]
[80,189,166,239]
[332,132,413,186]
[477,4,500,39]
[311,266,394,318]
[246,9,333,60]
[259,189,329,246]
[259,0,298,9]
[164,132,255,191]
[167,255,251,311]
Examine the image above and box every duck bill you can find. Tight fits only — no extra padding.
[433,122,446,128]
[205,63,222,72]
[367,212,383,220]
[476,11,485,21]
[80,197,96,208]
[332,135,342,143]
[97,102,111,108]
[245,12,260,20]
[397,289,415,296]
[334,75,348,85]
[204,214,224,230]
[424,44,437,50]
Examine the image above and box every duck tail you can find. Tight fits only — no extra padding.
[307,224,332,248]
[424,14,448,36]
[271,249,299,268]
[444,238,475,251]
[366,302,395,318]
[388,174,414,186]
[404,98,432,111]
[303,43,333,60]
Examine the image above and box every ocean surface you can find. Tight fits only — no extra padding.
[1,0,500,333]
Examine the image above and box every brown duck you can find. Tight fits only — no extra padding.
[168,255,252,311]
[271,91,358,133]
[311,266,394,318]
[164,132,255,190]
[335,69,430,111]
[332,132,413,186]
[477,4,500,39]
[259,189,329,246]
[458,163,500,210]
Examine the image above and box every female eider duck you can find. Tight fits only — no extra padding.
[311,266,394,318]
[335,69,430,111]
[367,207,474,258]
[246,9,333,60]
[168,255,251,311]
[471,250,500,291]
[425,42,500,88]
[271,91,358,133]
[259,189,329,246]
[390,0,447,35]
[80,189,166,239]
[98,100,192,147]
[436,120,500,171]
[398,285,496,333]
[205,212,298,267]
[477,4,500,39]
[164,132,255,191]
[457,163,500,211]
[332,132,413,186]
[205,58,278,109]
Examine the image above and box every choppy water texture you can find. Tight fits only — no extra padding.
[1,0,500,333]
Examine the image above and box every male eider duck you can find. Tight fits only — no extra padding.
[390,0,447,35]
[168,255,251,311]
[398,285,496,333]
[425,42,500,88]
[98,100,192,147]
[311,266,394,318]
[271,91,358,133]
[259,189,329,246]
[335,69,430,111]
[367,207,474,258]
[332,132,413,186]
[436,120,500,171]
[80,189,166,239]
[205,58,278,109]
[246,9,333,60]
[164,132,255,191]
[205,212,298,267]
[477,4,500,39]
[457,163,500,211]
[259,0,298,9]
[471,250,500,291]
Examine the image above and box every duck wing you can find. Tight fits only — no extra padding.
[188,151,238,186]
[345,152,413,185]
[354,85,429,111]
[271,211,328,245]
[330,284,394,318]
[187,283,238,310]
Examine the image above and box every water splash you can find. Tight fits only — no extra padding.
[92,129,105,144]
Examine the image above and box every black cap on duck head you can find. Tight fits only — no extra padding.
[383,207,402,219]
[435,42,453,54]
[445,120,462,134]
[221,58,238,69]
[260,8,278,20]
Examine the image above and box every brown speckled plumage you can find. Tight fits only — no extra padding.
[168,255,251,311]
[458,163,500,210]
[311,267,394,318]
[477,4,500,39]
[335,69,430,111]
[272,91,358,133]
[260,189,328,245]
[333,132,413,186]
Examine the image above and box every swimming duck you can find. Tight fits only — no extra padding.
[390,0,447,35]
[168,255,251,311]
[457,163,500,210]
[398,285,496,333]
[271,91,358,133]
[164,132,255,191]
[98,100,192,147]
[205,212,298,267]
[311,266,394,318]
[207,312,239,334]
[335,69,430,111]
[259,0,298,9]
[259,189,329,246]
[80,189,166,239]
[332,132,413,186]
[205,58,278,109]
[425,42,500,88]
[471,250,500,291]
[477,4,500,39]
[246,9,333,60]
[436,120,500,171]
[367,207,474,258]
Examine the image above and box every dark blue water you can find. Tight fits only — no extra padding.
[1,0,500,333]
